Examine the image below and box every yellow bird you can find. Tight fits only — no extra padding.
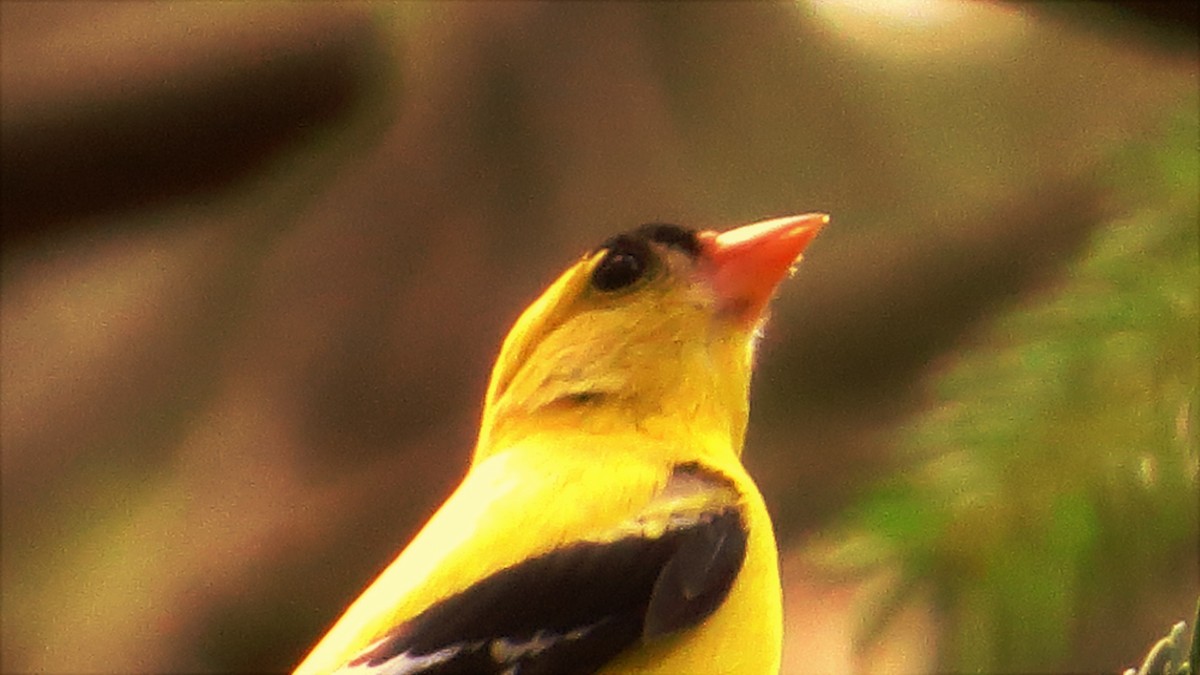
[294,213,828,675]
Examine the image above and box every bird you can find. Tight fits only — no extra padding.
[293,213,829,675]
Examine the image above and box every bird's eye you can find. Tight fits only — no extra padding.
[591,241,649,292]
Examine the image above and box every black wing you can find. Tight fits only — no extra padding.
[343,500,747,675]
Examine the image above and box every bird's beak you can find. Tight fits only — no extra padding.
[700,213,829,325]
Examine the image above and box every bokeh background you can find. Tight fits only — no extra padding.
[2,2,1196,673]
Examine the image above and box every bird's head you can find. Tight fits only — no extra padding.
[476,214,827,463]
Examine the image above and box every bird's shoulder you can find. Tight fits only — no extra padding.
[336,462,748,675]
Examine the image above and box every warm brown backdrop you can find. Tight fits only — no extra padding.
[2,2,1195,673]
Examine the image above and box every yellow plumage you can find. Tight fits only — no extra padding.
[294,215,827,675]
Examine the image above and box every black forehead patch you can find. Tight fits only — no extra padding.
[595,223,700,258]
[637,223,702,257]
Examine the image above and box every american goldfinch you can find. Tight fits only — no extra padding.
[294,213,829,675]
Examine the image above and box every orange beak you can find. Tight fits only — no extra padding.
[700,213,828,325]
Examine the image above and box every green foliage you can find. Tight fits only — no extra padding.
[823,101,1199,672]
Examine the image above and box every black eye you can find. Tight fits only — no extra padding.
[591,238,650,292]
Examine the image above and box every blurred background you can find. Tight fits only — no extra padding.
[1,1,1196,673]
